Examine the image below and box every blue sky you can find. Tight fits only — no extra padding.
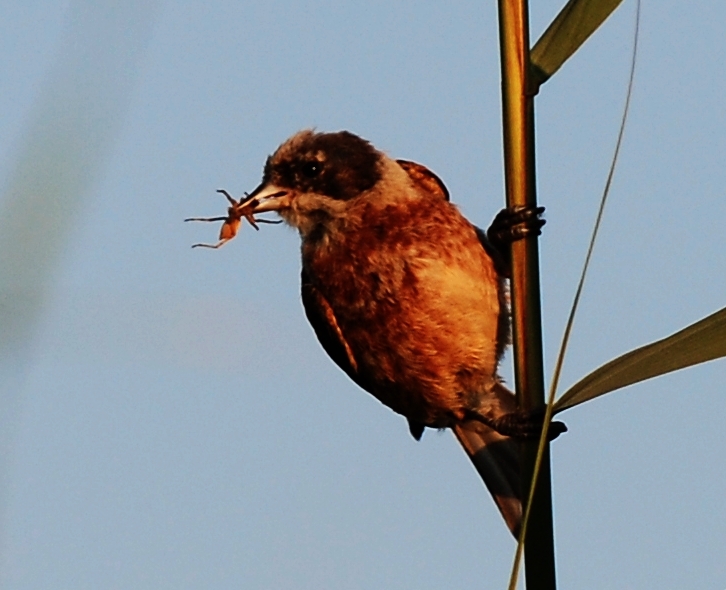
[1,1,725,588]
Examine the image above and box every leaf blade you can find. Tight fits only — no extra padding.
[531,0,625,87]
[554,307,726,412]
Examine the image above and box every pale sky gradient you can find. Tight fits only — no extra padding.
[1,1,725,588]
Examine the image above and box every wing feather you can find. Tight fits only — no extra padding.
[301,269,359,380]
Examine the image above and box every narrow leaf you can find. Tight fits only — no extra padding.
[531,0,624,88]
[554,307,726,413]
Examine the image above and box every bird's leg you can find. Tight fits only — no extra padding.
[486,205,546,277]
[466,407,566,441]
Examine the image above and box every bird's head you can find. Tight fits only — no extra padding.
[246,130,416,238]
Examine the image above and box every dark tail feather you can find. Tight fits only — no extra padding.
[453,420,522,537]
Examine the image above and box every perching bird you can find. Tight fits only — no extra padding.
[242,130,564,535]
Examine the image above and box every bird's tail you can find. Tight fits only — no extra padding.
[452,380,523,537]
[453,421,521,537]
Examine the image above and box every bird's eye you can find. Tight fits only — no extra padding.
[302,161,321,178]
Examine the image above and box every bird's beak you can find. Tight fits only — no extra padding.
[245,182,292,213]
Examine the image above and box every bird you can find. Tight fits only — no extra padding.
[239,129,564,536]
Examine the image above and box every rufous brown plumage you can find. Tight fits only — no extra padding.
[231,130,565,535]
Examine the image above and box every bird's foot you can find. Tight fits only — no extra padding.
[486,206,546,276]
[493,408,566,441]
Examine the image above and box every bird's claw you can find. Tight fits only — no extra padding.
[487,205,546,249]
[490,408,566,441]
[484,205,546,277]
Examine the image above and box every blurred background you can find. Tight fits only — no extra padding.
[0,0,724,588]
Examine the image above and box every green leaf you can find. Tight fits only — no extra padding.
[554,306,726,413]
[530,0,625,88]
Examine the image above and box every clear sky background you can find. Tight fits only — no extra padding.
[1,1,724,588]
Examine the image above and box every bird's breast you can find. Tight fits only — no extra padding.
[302,199,505,426]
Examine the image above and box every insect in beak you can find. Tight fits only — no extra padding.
[184,189,282,249]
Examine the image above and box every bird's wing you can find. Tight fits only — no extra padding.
[396,159,450,201]
[301,269,361,383]
[302,268,430,442]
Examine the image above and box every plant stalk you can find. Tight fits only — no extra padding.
[496,1,557,588]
